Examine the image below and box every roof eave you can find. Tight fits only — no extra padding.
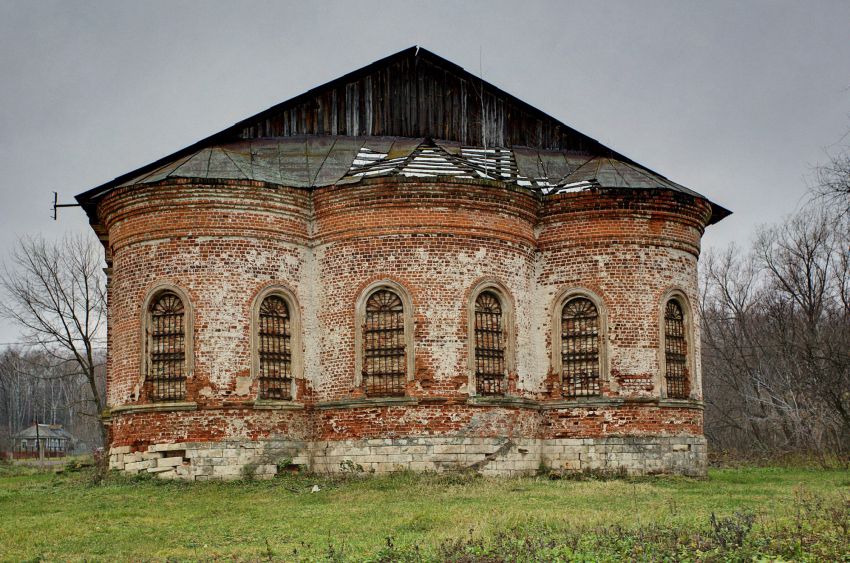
[708,202,732,225]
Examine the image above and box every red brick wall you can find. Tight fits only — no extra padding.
[110,408,310,451]
[100,180,310,407]
[312,178,539,400]
[538,189,711,400]
[108,404,700,448]
[98,177,710,448]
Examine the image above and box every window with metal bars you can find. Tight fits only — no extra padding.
[664,300,689,399]
[147,291,186,401]
[474,291,506,396]
[258,294,292,400]
[362,289,406,396]
[561,297,601,398]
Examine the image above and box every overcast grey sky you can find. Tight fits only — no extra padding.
[1,0,849,345]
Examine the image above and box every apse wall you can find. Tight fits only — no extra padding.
[99,176,710,479]
[535,189,711,473]
[100,179,312,451]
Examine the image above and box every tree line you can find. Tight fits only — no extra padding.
[0,347,105,453]
[701,151,849,457]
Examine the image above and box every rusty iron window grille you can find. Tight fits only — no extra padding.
[363,289,406,397]
[258,295,292,400]
[147,292,186,401]
[664,300,688,399]
[561,297,601,398]
[474,291,506,396]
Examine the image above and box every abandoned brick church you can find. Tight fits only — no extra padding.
[77,47,729,480]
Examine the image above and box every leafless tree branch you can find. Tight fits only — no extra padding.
[0,233,107,445]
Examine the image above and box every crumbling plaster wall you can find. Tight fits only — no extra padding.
[99,177,711,479]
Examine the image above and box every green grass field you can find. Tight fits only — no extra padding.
[0,464,848,561]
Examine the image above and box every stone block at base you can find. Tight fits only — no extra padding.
[107,435,707,481]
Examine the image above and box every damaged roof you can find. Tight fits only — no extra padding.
[76,46,730,224]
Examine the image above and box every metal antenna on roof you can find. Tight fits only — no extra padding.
[52,191,81,220]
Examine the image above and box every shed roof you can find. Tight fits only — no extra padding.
[15,424,70,441]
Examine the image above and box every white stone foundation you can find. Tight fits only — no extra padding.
[108,435,706,480]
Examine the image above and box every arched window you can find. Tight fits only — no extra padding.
[474,291,506,396]
[561,297,601,397]
[362,289,406,396]
[663,299,688,399]
[146,291,186,401]
[257,294,292,400]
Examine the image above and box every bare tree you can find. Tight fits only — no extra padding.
[702,141,850,458]
[0,234,107,444]
[815,148,850,218]
[702,204,850,456]
[758,207,849,426]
